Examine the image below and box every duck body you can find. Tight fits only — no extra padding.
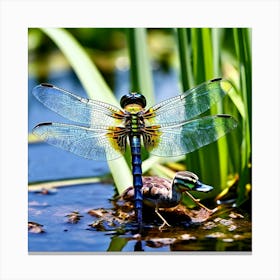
[121,171,213,209]
[122,176,180,209]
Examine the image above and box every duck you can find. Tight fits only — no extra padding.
[121,171,214,229]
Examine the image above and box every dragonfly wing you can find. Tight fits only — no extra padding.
[32,84,125,127]
[144,78,232,126]
[144,115,238,157]
[33,122,127,161]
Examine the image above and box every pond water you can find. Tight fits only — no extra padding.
[28,172,251,252]
[28,141,251,253]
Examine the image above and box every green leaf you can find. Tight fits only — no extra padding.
[126,28,155,107]
[107,236,128,251]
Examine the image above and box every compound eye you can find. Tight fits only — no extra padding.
[120,92,146,108]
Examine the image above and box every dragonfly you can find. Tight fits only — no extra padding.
[32,77,238,229]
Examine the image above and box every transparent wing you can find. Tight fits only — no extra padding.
[143,78,232,126]
[32,84,125,127]
[33,122,127,161]
[143,115,238,157]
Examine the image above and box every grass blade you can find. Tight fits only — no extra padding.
[126,28,155,107]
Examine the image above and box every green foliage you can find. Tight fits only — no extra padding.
[175,28,251,203]
[126,28,155,107]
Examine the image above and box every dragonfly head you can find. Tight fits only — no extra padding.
[172,171,213,193]
[120,92,146,109]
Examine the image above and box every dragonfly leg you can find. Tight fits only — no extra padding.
[184,191,218,213]
[155,207,171,230]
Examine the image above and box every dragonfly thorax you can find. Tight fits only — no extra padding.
[120,92,146,109]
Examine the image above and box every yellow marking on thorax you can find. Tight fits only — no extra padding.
[143,108,157,125]
[124,104,144,113]
[106,126,124,152]
[144,125,162,151]
[144,108,156,117]
[112,111,126,126]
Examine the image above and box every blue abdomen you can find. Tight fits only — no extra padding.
[129,135,143,224]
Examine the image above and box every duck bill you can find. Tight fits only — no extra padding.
[193,182,213,193]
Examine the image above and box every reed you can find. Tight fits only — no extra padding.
[175,28,251,202]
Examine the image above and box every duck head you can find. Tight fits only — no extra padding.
[172,171,213,193]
